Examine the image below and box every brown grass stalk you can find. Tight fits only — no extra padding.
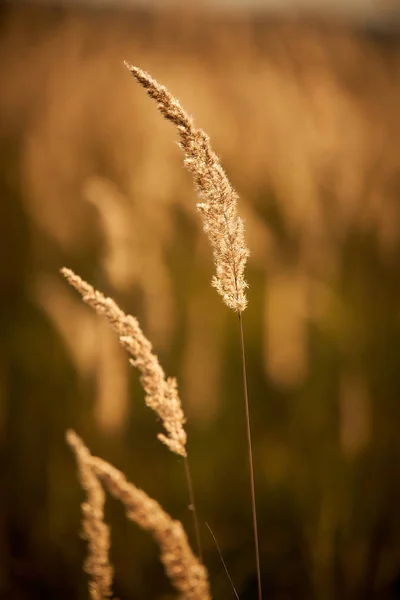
[67,430,210,600]
[126,63,261,600]
[62,268,203,559]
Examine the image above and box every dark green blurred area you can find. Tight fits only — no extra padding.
[1,3,400,599]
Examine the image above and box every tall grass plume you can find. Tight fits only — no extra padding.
[66,430,114,600]
[67,430,210,600]
[125,63,261,600]
[62,268,203,558]
[124,62,250,314]
[62,267,187,457]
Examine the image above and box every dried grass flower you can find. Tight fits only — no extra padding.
[125,62,250,313]
[66,430,114,600]
[62,268,187,457]
[67,430,211,600]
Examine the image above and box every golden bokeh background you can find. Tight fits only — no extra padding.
[1,2,400,598]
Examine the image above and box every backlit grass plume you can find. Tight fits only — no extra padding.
[125,63,261,600]
[66,430,114,600]
[124,62,250,313]
[67,430,210,600]
[62,268,187,457]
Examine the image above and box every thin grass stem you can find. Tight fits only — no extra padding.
[184,455,203,562]
[238,312,262,600]
[205,521,240,600]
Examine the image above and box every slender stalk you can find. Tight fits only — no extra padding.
[184,455,203,562]
[239,312,262,600]
[205,522,240,600]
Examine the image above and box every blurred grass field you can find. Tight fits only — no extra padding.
[1,3,400,598]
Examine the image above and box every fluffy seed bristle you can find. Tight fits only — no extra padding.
[66,430,114,600]
[92,455,211,600]
[125,62,250,313]
[62,268,187,457]
[67,431,210,600]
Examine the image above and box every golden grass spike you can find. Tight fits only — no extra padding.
[67,435,211,600]
[62,268,187,457]
[91,456,211,600]
[125,62,250,313]
[66,430,114,600]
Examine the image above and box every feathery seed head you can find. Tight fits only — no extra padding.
[124,62,250,313]
[62,268,187,457]
[91,455,211,600]
[66,430,114,600]
[67,431,210,600]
